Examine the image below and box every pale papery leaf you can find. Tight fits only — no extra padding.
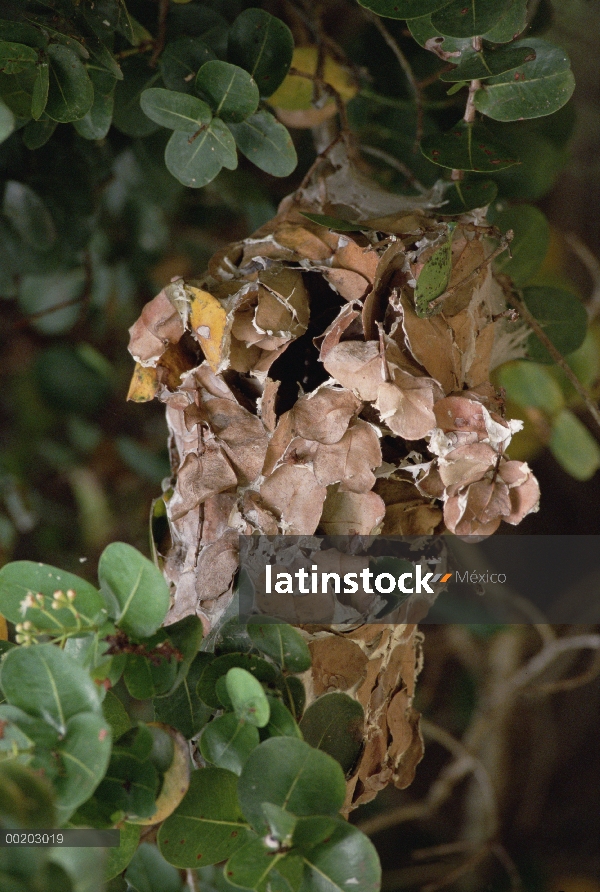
[319,488,385,536]
[201,398,270,484]
[316,302,361,361]
[292,385,362,445]
[127,289,184,366]
[323,341,385,401]
[168,446,237,521]
[313,420,382,492]
[398,292,462,394]
[322,267,371,302]
[375,368,438,440]
[438,442,497,491]
[259,465,327,534]
[333,236,380,282]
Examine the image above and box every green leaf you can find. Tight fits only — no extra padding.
[228,110,296,177]
[197,653,279,710]
[421,120,519,172]
[165,118,237,187]
[113,57,162,137]
[46,45,94,123]
[53,711,112,822]
[356,0,456,19]
[125,842,184,892]
[124,651,174,700]
[154,652,213,739]
[0,761,56,829]
[474,39,575,122]
[441,45,536,82]
[282,676,305,721]
[299,694,364,776]
[549,409,600,481]
[96,749,160,820]
[31,60,48,118]
[0,20,47,49]
[482,0,528,42]
[486,118,569,201]
[200,713,260,774]
[215,620,254,655]
[141,87,212,131]
[262,803,297,845]
[490,204,550,286]
[0,703,59,750]
[238,738,346,833]
[0,65,37,116]
[160,614,204,695]
[20,269,87,335]
[0,644,101,724]
[414,222,456,318]
[161,37,215,94]
[228,9,294,97]
[299,213,362,231]
[102,690,132,740]
[522,286,588,363]
[98,542,170,639]
[431,0,514,38]
[22,114,57,149]
[407,15,471,55]
[226,667,270,728]
[0,40,38,75]
[195,61,259,123]
[105,822,141,881]
[299,820,381,892]
[247,621,311,673]
[48,848,106,892]
[438,179,498,215]
[73,68,115,140]
[291,816,339,853]
[157,767,252,868]
[0,96,14,143]
[3,180,55,250]
[225,838,302,892]
[262,696,302,740]
[498,360,564,417]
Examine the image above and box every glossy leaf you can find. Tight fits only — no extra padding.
[53,711,112,822]
[102,690,132,740]
[113,57,162,137]
[491,204,550,286]
[0,560,104,629]
[228,110,296,177]
[0,644,101,724]
[195,61,259,123]
[0,96,14,143]
[132,724,191,826]
[31,60,49,119]
[74,68,115,140]
[0,65,37,116]
[154,652,213,739]
[125,842,184,892]
[165,118,237,188]
[291,816,339,853]
[549,410,600,482]
[431,0,513,38]
[482,0,528,42]
[124,650,176,700]
[497,361,564,415]
[105,823,141,882]
[299,820,381,892]
[299,693,364,775]
[96,749,160,820]
[3,180,55,250]
[407,15,471,56]
[474,39,575,122]
[228,9,294,97]
[225,838,302,892]
[226,667,270,728]
[98,542,170,639]
[357,0,456,18]
[160,37,215,94]
[22,115,56,149]
[0,761,56,829]
[158,767,252,867]
[215,620,254,656]
[247,621,311,673]
[438,179,498,215]
[0,40,37,74]
[238,738,346,833]
[522,286,588,363]
[441,45,536,82]
[46,44,94,123]
[0,20,47,49]
[262,696,302,740]
[197,653,278,709]
[200,713,260,774]
[421,120,519,172]
[140,87,212,131]
[414,223,456,318]
[282,676,306,721]
[262,803,297,844]
[159,614,204,695]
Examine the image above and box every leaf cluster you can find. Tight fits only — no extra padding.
[0,548,379,891]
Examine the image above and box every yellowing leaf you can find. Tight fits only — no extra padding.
[187,285,228,372]
[269,47,357,111]
[127,363,159,402]
[0,613,8,640]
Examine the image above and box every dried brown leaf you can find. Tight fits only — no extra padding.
[128,289,184,366]
[320,488,385,535]
[260,466,327,534]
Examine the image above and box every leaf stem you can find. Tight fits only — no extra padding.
[452,37,482,180]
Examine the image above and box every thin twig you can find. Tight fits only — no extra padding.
[360,144,429,194]
[293,131,344,197]
[186,869,199,891]
[507,290,600,435]
[150,0,170,67]
[564,232,600,320]
[426,232,513,313]
[362,10,423,144]
[533,643,600,694]
[287,67,351,135]
[421,847,489,892]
